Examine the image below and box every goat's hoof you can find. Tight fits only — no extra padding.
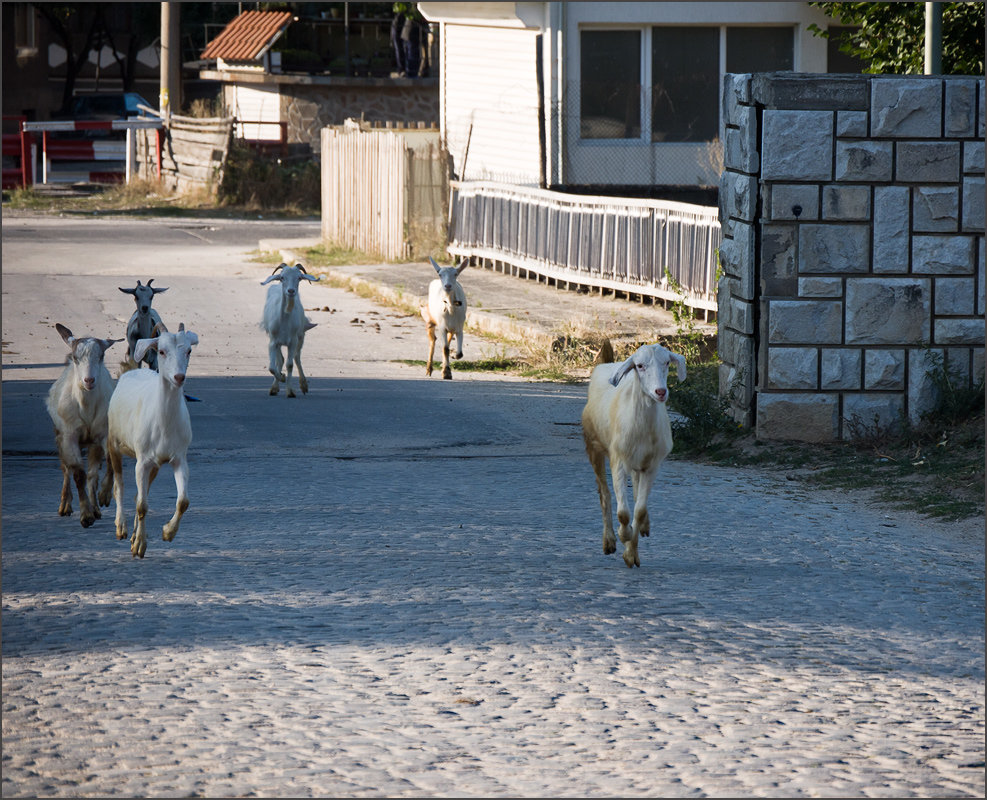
[93,506,102,520]
[287,389,297,398]
[115,527,127,541]
[442,369,452,380]
[455,352,463,360]
[269,386,279,396]
[603,539,616,555]
[59,506,72,517]
[131,539,147,558]
[622,550,640,568]
[80,514,96,529]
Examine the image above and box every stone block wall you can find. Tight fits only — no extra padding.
[719,73,985,441]
[280,80,439,153]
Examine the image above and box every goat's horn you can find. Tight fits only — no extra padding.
[272,263,286,274]
[147,279,154,286]
[178,322,185,332]
[295,263,308,274]
[152,321,169,336]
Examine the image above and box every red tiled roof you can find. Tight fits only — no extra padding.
[201,10,293,61]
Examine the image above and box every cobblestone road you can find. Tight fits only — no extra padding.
[2,214,983,797]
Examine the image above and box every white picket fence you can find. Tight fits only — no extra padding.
[321,123,447,261]
[448,181,721,315]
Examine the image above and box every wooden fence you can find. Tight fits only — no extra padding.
[321,123,448,261]
[448,182,721,316]
[136,114,233,194]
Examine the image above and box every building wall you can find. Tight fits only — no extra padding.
[210,73,439,153]
[718,73,985,441]
[441,23,542,185]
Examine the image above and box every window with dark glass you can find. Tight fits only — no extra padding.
[726,26,794,73]
[580,30,642,139]
[651,27,719,142]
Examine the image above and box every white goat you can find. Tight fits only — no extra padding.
[101,322,199,558]
[45,323,121,528]
[119,279,168,370]
[261,263,319,397]
[581,343,687,568]
[420,256,468,379]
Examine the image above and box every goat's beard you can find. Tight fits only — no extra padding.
[284,295,295,313]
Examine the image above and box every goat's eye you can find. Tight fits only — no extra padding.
[158,349,167,357]
[636,363,645,370]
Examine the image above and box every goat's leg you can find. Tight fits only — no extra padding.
[630,467,657,540]
[268,342,285,395]
[284,339,298,398]
[58,462,73,516]
[611,459,639,568]
[131,457,156,558]
[441,329,453,379]
[98,449,114,507]
[86,442,104,521]
[162,456,189,542]
[293,339,309,395]
[453,327,464,360]
[60,433,97,528]
[425,321,437,376]
[586,442,616,555]
[110,445,128,541]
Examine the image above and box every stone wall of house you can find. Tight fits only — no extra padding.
[718,72,985,441]
[280,80,439,153]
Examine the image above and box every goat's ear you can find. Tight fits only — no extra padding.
[118,286,137,295]
[151,286,168,294]
[133,337,158,363]
[302,272,321,282]
[260,274,282,285]
[671,352,687,382]
[98,337,123,353]
[55,323,75,345]
[185,332,199,348]
[429,256,442,274]
[609,357,636,387]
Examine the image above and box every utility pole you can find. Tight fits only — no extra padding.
[159,2,181,116]
[924,2,943,74]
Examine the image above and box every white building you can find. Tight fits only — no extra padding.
[419,1,856,190]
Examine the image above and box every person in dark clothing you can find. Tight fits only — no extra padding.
[401,10,422,78]
[391,3,408,76]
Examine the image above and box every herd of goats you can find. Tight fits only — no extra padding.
[44,257,687,567]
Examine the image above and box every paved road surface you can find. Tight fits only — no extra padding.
[2,213,983,797]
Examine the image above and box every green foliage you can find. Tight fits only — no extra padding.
[219,144,320,212]
[668,362,740,456]
[921,348,986,428]
[809,2,985,75]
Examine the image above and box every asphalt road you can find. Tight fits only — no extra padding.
[2,212,983,797]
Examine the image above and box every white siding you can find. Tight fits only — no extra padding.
[443,24,541,186]
[224,84,282,141]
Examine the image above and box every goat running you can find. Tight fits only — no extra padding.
[261,263,319,397]
[581,343,686,568]
[45,323,121,528]
[421,257,468,379]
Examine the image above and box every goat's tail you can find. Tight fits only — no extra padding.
[593,338,615,365]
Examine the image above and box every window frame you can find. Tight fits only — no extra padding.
[577,24,796,145]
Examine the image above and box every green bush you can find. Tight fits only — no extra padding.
[219,144,320,212]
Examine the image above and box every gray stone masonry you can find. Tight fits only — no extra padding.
[719,73,984,441]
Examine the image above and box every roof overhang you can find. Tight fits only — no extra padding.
[418,2,545,29]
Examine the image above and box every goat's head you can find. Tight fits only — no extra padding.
[55,323,121,392]
[134,322,199,389]
[119,279,168,316]
[261,263,320,312]
[429,256,468,300]
[609,343,687,403]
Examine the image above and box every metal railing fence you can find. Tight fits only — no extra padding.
[448,181,721,313]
